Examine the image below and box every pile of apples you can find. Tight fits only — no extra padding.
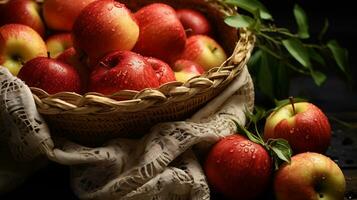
[0,0,227,95]
[205,101,346,200]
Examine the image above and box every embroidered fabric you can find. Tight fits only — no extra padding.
[0,66,254,199]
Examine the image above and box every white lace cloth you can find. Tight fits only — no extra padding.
[0,66,253,199]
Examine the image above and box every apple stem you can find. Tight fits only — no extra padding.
[289,96,296,115]
[185,28,193,34]
[99,61,108,67]
[47,51,51,58]
[212,47,218,53]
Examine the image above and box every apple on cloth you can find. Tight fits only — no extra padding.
[274,152,346,200]
[0,24,47,76]
[0,65,254,199]
[264,100,331,154]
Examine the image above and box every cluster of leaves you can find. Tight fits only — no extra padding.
[220,0,350,101]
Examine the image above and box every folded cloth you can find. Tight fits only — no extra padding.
[0,66,254,199]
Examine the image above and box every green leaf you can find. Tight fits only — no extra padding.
[258,51,274,99]
[293,4,309,39]
[224,14,255,28]
[308,48,326,65]
[268,139,293,169]
[327,40,349,73]
[318,19,329,41]
[310,70,327,86]
[247,50,262,69]
[224,0,273,20]
[282,38,311,68]
[236,123,265,146]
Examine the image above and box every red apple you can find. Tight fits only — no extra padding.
[46,33,73,58]
[179,35,227,71]
[17,57,82,94]
[0,24,47,75]
[264,102,331,154]
[134,3,186,63]
[144,57,176,85]
[0,0,45,37]
[172,59,204,82]
[43,0,96,31]
[274,152,346,200]
[57,47,88,93]
[204,134,272,200]
[176,9,212,37]
[72,0,139,65]
[89,51,160,95]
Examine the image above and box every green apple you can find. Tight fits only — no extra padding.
[46,33,72,58]
[0,24,47,75]
[264,102,331,154]
[274,152,346,200]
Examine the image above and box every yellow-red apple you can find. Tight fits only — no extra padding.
[144,57,176,85]
[0,24,47,75]
[172,59,204,82]
[46,33,73,58]
[42,0,96,31]
[72,0,139,65]
[179,35,227,71]
[176,9,212,37]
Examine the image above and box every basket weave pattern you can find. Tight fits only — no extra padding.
[30,0,255,143]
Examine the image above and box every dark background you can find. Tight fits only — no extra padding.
[1,0,357,199]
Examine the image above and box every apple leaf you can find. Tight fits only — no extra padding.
[224,14,255,28]
[327,40,349,73]
[310,70,327,86]
[224,0,273,20]
[318,19,329,41]
[258,51,274,99]
[267,139,293,170]
[308,48,326,66]
[293,4,309,39]
[282,39,311,68]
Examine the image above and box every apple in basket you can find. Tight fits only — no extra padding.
[43,0,96,31]
[172,59,204,82]
[179,35,227,71]
[46,33,73,58]
[0,24,47,76]
[264,101,331,154]
[204,134,272,200]
[89,51,160,95]
[57,47,89,93]
[176,8,212,37]
[72,0,140,65]
[144,57,176,85]
[17,56,82,94]
[0,0,45,37]
[133,3,187,63]
[274,152,346,200]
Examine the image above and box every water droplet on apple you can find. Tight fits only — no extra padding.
[216,159,221,164]
[244,148,249,153]
[321,176,326,180]
[290,128,295,134]
[305,135,310,140]
[233,142,238,145]
[240,143,246,147]
[314,118,318,122]
[250,148,255,152]
[111,28,116,32]
[252,155,256,159]
[247,143,252,146]
[229,149,234,153]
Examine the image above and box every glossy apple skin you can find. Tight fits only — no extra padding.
[89,51,160,95]
[43,0,96,31]
[134,3,186,63]
[205,134,272,200]
[0,0,45,37]
[172,59,204,82]
[264,102,331,154]
[57,47,88,94]
[144,57,176,85]
[176,9,212,37]
[0,24,47,76]
[72,0,139,65]
[17,57,82,94]
[179,35,227,71]
[274,152,346,200]
[46,33,73,58]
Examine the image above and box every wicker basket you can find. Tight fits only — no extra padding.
[30,0,255,144]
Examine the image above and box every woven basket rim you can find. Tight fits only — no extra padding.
[30,1,256,115]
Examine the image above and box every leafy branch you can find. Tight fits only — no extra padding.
[221,0,350,101]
